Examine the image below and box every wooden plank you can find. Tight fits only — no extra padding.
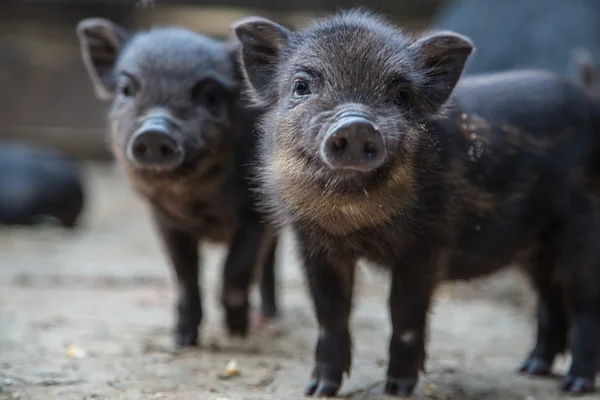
[2,126,113,160]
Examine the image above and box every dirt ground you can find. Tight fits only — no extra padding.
[0,162,597,400]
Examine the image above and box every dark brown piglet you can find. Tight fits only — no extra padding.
[76,18,280,347]
[233,9,600,397]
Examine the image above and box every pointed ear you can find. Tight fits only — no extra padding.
[224,39,245,88]
[572,47,598,87]
[76,18,129,101]
[231,16,291,105]
[410,31,474,114]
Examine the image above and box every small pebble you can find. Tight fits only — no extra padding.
[66,344,86,359]
[423,382,436,396]
[226,359,240,377]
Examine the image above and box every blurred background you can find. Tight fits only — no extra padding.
[0,0,441,159]
[1,1,600,399]
[2,0,599,159]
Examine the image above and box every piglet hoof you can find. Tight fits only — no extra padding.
[518,356,553,376]
[261,302,278,319]
[560,376,596,394]
[384,377,417,397]
[304,364,343,397]
[225,304,250,337]
[174,323,198,347]
[175,296,201,347]
[305,380,340,397]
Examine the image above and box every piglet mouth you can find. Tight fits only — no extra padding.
[126,116,185,171]
[319,111,387,174]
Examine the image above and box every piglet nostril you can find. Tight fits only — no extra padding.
[160,143,175,157]
[132,142,148,158]
[364,141,377,159]
[331,137,348,155]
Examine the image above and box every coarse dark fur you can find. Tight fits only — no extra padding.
[0,143,85,228]
[233,9,600,397]
[76,18,280,347]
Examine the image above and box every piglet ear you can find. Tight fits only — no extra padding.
[224,40,245,90]
[410,31,474,115]
[76,18,129,101]
[231,16,291,105]
[572,47,598,88]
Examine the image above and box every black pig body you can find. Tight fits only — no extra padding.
[233,10,600,397]
[433,0,600,80]
[77,19,279,347]
[0,143,85,228]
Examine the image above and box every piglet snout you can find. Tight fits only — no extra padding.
[126,117,184,170]
[320,115,386,172]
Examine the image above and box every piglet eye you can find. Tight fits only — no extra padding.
[394,88,412,108]
[191,79,228,119]
[293,79,311,97]
[193,83,220,107]
[206,90,220,108]
[192,81,222,104]
[117,75,136,97]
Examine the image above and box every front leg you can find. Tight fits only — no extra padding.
[259,235,279,319]
[221,215,273,337]
[301,245,356,397]
[152,207,201,347]
[386,254,440,397]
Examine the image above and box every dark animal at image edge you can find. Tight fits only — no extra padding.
[432,0,600,80]
[76,18,280,347]
[232,9,600,397]
[0,144,85,228]
[573,47,600,99]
